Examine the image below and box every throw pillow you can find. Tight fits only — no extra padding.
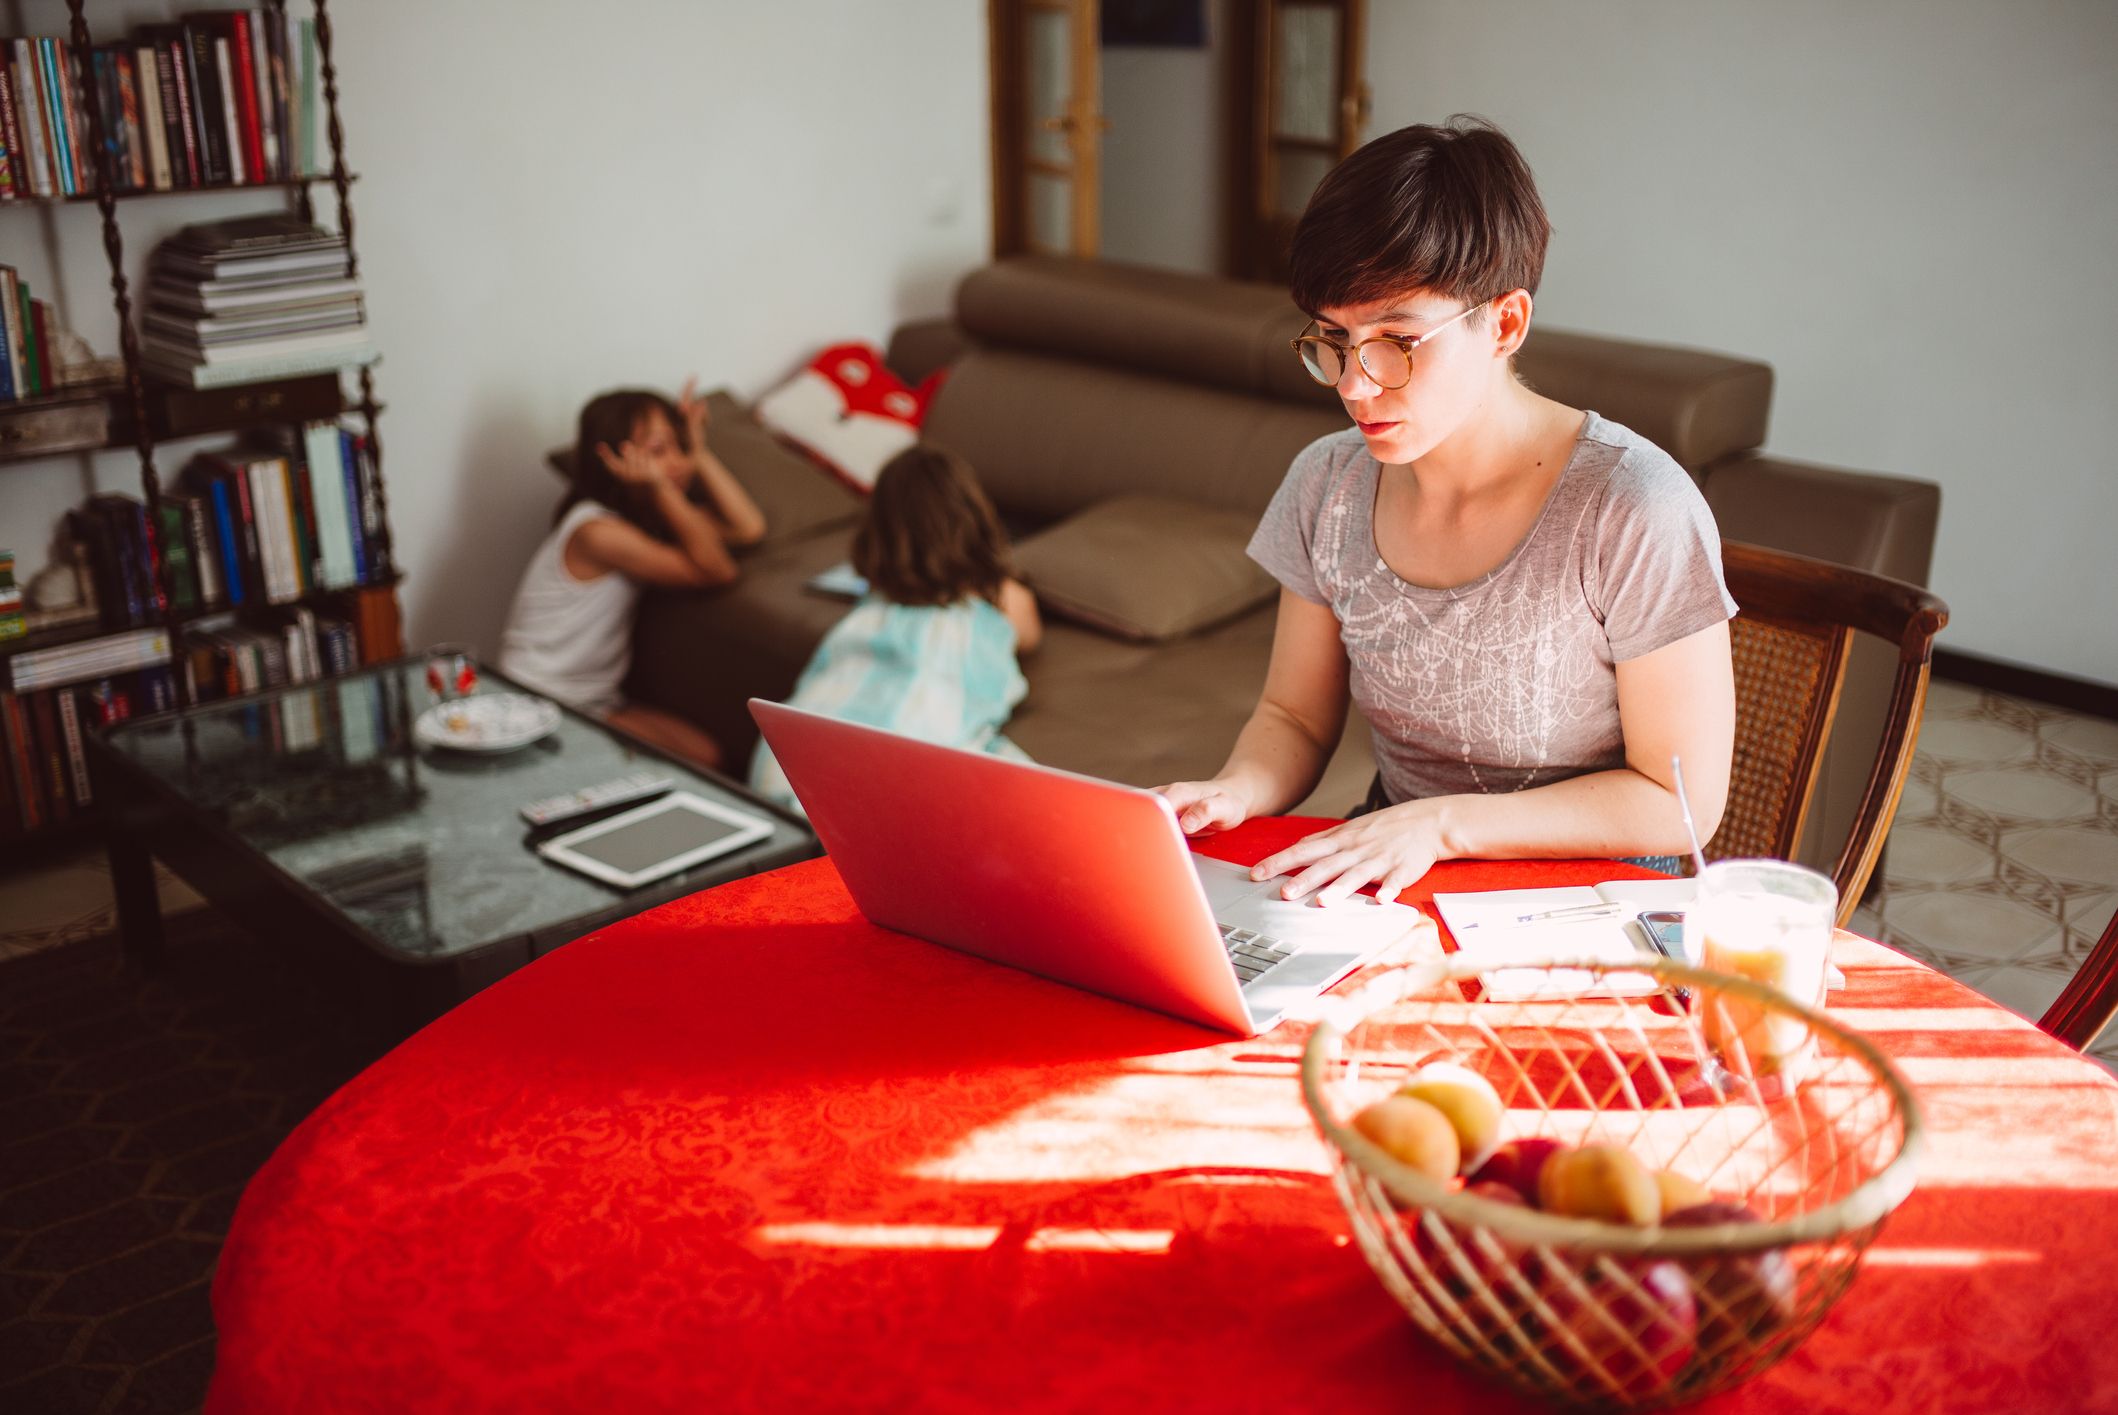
[753,343,945,492]
[1011,495,1279,642]
[546,390,862,550]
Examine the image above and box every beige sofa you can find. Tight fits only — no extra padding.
[625,257,1940,874]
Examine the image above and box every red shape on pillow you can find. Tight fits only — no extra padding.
[755,343,947,493]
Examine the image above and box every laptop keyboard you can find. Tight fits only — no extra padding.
[1220,925,1295,985]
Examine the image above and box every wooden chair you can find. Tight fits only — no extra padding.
[1710,541,1949,926]
[2039,906,2118,1052]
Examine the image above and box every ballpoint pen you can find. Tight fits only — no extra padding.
[1456,902,1629,929]
[1513,902,1628,925]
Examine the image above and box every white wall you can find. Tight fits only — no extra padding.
[1362,0,2118,686]
[2,0,990,655]
[1099,0,1225,273]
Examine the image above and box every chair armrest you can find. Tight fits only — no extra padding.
[1703,453,1941,587]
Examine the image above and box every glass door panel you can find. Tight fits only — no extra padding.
[1028,172,1074,253]
[1026,6,1075,166]
[1272,4,1341,142]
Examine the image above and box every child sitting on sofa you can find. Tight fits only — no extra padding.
[749,444,1041,815]
[499,381,766,770]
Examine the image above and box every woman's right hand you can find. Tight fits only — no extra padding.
[1155,779,1254,836]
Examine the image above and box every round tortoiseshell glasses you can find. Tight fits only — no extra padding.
[1289,302,1483,390]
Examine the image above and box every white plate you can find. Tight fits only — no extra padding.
[414,693,561,753]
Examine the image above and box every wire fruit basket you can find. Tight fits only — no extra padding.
[1300,954,1923,1410]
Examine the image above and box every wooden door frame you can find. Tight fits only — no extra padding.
[988,0,1103,259]
[1224,0,1368,281]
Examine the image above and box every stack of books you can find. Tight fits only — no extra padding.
[0,628,176,835]
[0,14,325,201]
[66,418,387,632]
[141,214,372,388]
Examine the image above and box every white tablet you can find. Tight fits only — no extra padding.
[535,791,775,889]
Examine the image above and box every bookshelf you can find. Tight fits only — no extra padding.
[0,0,401,845]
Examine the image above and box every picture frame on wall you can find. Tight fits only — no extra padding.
[1101,0,1208,48]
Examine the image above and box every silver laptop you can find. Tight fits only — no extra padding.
[750,699,1426,1034]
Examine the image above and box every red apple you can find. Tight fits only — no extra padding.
[1536,1257,1698,1399]
[1660,1201,1798,1355]
[1470,1137,1568,1206]
[1414,1181,1530,1296]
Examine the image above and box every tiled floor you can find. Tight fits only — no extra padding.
[1844,679,2118,1071]
[4,681,2115,1067]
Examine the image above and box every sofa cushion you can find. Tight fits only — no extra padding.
[546,390,862,550]
[955,255,1319,401]
[1013,495,1279,642]
[924,347,1348,525]
[1515,329,1772,473]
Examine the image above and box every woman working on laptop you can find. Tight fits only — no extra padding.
[1158,117,1737,906]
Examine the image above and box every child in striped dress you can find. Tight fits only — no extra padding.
[749,445,1041,816]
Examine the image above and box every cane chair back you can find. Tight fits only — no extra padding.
[2040,905,2118,1052]
[1712,542,1949,926]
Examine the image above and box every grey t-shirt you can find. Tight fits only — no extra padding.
[1247,412,1738,805]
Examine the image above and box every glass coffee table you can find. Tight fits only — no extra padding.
[88,659,819,1012]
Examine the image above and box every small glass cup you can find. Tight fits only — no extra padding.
[423,644,478,704]
[1687,859,1837,1083]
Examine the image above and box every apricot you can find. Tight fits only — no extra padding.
[1661,1201,1798,1352]
[1471,1136,1567,1206]
[1538,1144,1661,1225]
[1653,1168,1712,1216]
[1351,1095,1461,1183]
[1396,1062,1505,1174]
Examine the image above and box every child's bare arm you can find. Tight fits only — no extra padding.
[679,379,768,546]
[571,506,734,589]
[998,578,1042,654]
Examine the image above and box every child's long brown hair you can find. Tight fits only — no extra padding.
[557,389,689,541]
[852,446,1011,607]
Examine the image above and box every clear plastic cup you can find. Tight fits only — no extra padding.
[423,644,477,703]
[1687,859,1837,1081]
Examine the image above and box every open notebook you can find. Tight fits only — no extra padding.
[1433,878,1697,1001]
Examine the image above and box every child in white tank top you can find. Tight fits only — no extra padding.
[498,382,766,770]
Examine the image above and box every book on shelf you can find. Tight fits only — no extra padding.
[3,625,169,694]
[140,341,376,389]
[0,548,24,641]
[144,323,372,365]
[149,275,360,315]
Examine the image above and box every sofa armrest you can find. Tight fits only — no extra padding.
[1703,453,1940,586]
[884,318,971,388]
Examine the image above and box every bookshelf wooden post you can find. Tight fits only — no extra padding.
[66,0,182,701]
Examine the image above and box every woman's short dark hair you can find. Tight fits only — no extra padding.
[853,445,1012,608]
[559,389,690,540]
[1288,115,1551,316]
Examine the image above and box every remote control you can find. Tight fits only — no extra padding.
[519,771,675,828]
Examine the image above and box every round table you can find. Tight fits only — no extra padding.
[207,818,2118,1413]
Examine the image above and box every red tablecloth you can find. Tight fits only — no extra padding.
[208,819,2118,1412]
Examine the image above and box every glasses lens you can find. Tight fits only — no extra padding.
[1297,338,1343,386]
[1359,340,1413,389]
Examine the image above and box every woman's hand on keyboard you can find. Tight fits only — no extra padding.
[1155,778,1252,836]
[1250,801,1445,907]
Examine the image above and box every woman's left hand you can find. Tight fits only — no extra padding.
[676,375,711,450]
[1249,800,1448,907]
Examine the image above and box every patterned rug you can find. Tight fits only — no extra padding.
[0,914,412,1413]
